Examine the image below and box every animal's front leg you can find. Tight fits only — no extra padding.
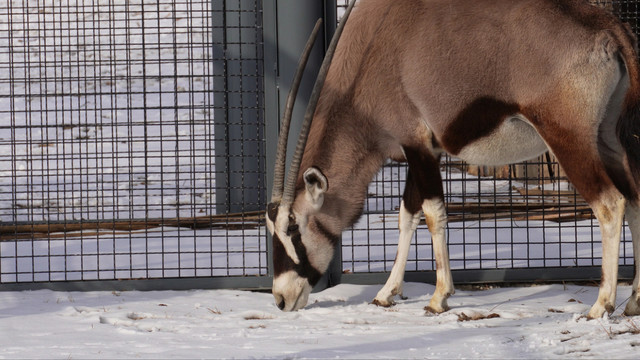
[587,193,625,319]
[623,203,640,316]
[372,201,420,307]
[422,198,454,314]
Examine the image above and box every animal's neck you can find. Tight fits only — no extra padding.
[292,11,388,234]
[295,100,387,234]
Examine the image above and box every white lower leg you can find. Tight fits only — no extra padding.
[373,201,420,307]
[588,195,625,319]
[624,203,640,316]
[423,198,454,314]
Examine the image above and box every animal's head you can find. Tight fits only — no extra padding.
[266,0,356,312]
[267,167,333,311]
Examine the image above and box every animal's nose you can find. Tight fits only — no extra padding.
[277,298,286,310]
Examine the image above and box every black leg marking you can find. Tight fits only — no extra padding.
[402,146,444,214]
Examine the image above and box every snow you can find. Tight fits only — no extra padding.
[1,282,640,358]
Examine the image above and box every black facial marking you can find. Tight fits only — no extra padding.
[286,223,299,235]
[267,202,279,223]
[271,213,323,286]
[290,227,323,285]
[272,233,290,274]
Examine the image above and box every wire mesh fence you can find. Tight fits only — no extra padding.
[0,0,638,288]
[0,0,267,284]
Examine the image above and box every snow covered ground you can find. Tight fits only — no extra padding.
[1,282,640,359]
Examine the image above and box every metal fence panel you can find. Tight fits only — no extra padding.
[0,0,267,286]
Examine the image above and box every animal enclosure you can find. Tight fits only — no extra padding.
[0,0,269,286]
[0,0,638,289]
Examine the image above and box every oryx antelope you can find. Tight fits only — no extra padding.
[266,0,640,318]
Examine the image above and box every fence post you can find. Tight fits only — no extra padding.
[323,0,341,290]
[263,0,341,289]
[213,0,265,213]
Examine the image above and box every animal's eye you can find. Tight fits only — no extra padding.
[286,224,299,235]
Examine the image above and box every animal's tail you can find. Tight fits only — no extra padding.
[615,25,640,197]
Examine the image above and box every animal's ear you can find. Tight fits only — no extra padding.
[303,167,328,210]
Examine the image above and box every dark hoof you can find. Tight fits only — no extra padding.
[371,299,394,307]
[424,305,450,314]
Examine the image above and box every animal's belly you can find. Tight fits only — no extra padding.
[454,116,548,166]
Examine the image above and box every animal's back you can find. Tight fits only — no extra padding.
[332,0,634,164]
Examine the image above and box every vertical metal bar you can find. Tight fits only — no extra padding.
[322,0,341,289]
[214,0,265,214]
[265,0,321,205]
[213,1,230,211]
[263,0,277,278]
[263,0,341,288]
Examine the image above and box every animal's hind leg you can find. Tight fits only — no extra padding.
[623,203,640,316]
[547,154,624,318]
[533,119,625,318]
[587,191,625,318]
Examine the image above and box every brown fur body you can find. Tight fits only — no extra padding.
[299,0,639,217]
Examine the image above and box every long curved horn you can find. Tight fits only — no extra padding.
[281,0,358,206]
[271,19,324,204]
